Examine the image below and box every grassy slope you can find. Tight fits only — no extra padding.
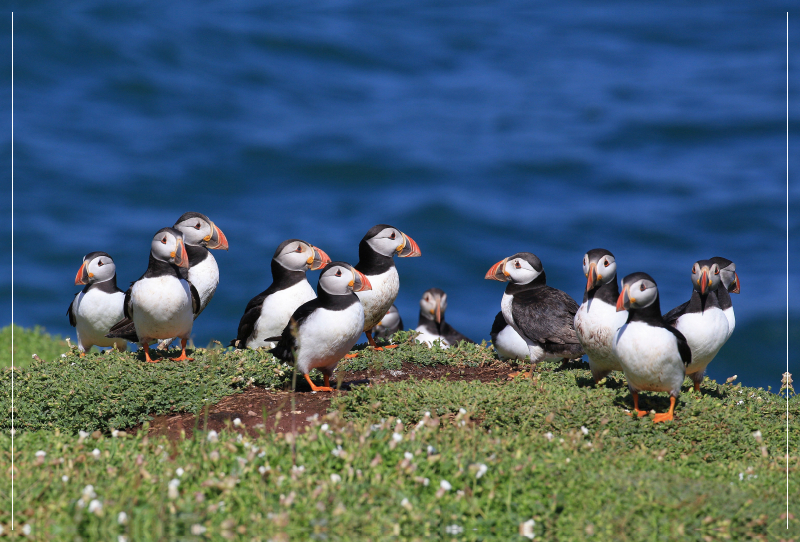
[0,325,70,369]
[2,326,798,539]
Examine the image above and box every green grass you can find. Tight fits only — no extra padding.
[0,324,69,369]
[3,327,798,540]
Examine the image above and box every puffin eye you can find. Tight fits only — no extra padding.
[194,222,201,230]
[515,261,521,269]
[390,232,396,240]
[335,269,342,277]
[161,237,167,244]
[604,259,610,267]
[97,260,104,267]
[714,267,720,275]
[692,264,697,273]
[296,245,303,253]
[640,283,646,292]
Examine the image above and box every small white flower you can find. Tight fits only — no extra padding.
[544,432,553,441]
[111,430,120,438]
[520,519,535,539]
[176,467,185,477]
[91,448,101,459]
[233,418,242,427]
[739,472,744,481]
[332,446,343,457]
[423,477,430,486]
[404,452,413,461]
[565,458,571,463]
[581,426,589,435]
[191,524,207,535]
[753,430,762,439]
[392,432,403,442]
[61,354,66,358]
[118,536,128,542]
[210,450,220,461]
[458,408,467,415]
[445,524,464,535]
[427,445,436,455]
[258,466,269,475]
[424,411,431,417]
[401,497,412,510]
[440,480,452,491]
[79,430,89,440]
[117,511,128,525]
[330,473,342,484]
[320,423,329,432]
[168,479,180,499]
[82,484,97,499]
[88,499,103,514]
[292,465,305,474]
[77,498,86,508]
[35,450,46,458]
[62,475,69,482]
[207,430,218,442]
[22,524,32,536]
[737,400,743,405]
[476,463,488,479]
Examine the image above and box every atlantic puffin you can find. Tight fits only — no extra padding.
[709,256,739,341]
[354,224,421,349]
[663,259,729,391]
[489,311,530,361]
[107,227,199,362]
[269,262,371,392]
[485,252,584,371]
[67,252,127,354]
[613,272,691,422]
[574,248,627,384]
[230,239,330,349]
[414,288,474,348]
[373,304,404,340]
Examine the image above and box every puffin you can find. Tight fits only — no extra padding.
[269,262,371,392]
[709,256,740,341]
[613,272,691,422]
[67,252,127,354]
[354,224,421,349]
[574,248,627,384]
[373,304,404,340]
[230,239,330,349]
[107,227,199,363]
[157,212,228,348]
[663,259,729,391]
[489,311,530,361]
[485,252,584,371]
[414,288,475,347]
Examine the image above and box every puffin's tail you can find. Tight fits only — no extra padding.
[106,318,139,343]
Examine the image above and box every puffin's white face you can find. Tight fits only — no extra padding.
[151,229,189,268]
[75,254,116,285]
[275,241,331,272]
[690,261,721,296]
[618,277,658,310]
[419,289,447,323]
[318,263,372,295]
[366,227,421,258]
[583,252,616,289]
[503,257,541,285]
[174,214,229,250]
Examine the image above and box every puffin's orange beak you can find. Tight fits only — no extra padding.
[205,222,229,250]
[397,232,422,258]
[75,261,90,285]
[616,285,630,312]
[730,272,740,294]
[309,246,331,271]
[699,269,709,296]
[351,269,372,292]
[435,299,442,324]
[586,262,598,292]
[172,238,189,268]
[485,258,510,282]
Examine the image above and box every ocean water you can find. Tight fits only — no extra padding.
[1,3,798,390]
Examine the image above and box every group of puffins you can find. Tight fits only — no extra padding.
[68,213,739,421]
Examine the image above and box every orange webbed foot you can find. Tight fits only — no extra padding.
[170,354,194,361]
[626,409,648,418]
[344,353,358,359]
[653,412,674,423]
[382,344,399,349]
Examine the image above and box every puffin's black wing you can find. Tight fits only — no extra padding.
[489,311,506,341]
[187,280,202,316]
[510,286,581,346]
[67,294,78,327]
[665,326,692,367]
[122,286,133,320]
[268,299,321,362]
[229,289,273,347]
[106,318,139,342]
[663,300,689,326]
[441,321,474,345]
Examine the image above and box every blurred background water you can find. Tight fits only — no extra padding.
[1,2,798,390]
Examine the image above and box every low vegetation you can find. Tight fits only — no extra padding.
[1,325,798,539]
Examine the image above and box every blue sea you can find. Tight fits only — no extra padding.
[1,3,798,390]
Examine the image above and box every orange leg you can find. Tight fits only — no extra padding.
[170,339,194,361]
[693,381,701,392]
[142,342,158,363]
[80,352,86,358]
[304,373,333,392]
[626,391,648,418]
[653,396,677,423]
[366,329,398,351]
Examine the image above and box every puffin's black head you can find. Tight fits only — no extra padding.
[75,252,116,285]
[709,256,740,294]
[419,287,447,323]
[582,248,617,292]
[360,224,421,258]
[689,259,722,296]
[617,272,659,312]
[273,239,331,271]
[150,227,189,268]
[485,252,544,285]
[174,212,229,250]
[318,261,372,295]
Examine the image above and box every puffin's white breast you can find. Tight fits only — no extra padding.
[131,276,194,342]
[248,280,316,349]
[73,289,127,351]
[414,326,449,348]
[574,298,626,373]
[723,307,735,341]
[356,267,399,331]
[613,322,685,394]
[673,308,729,375]
[188,253,219,313]
[493,324,529,361]
[295,303,365,375]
